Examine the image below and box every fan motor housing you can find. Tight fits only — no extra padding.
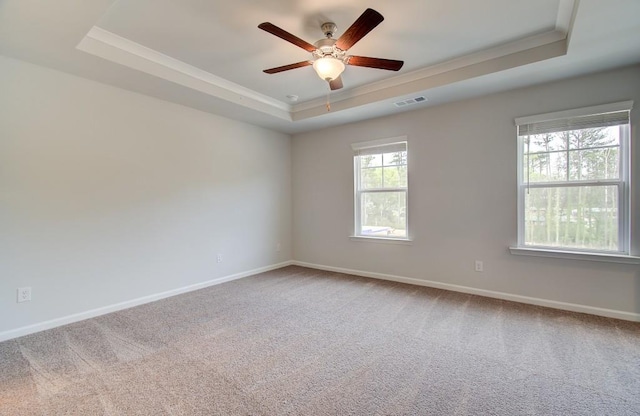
[313,38,345,61]
[320,22,337,38]
[314,38,336,52]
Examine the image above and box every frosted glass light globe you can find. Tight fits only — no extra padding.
[313,57,345,81]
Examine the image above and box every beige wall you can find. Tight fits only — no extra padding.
[2,54,638,338]
[292,65,640,316]
[0,56,292,334]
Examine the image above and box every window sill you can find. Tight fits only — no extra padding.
[350,236,413,245]
[509,247,640,264]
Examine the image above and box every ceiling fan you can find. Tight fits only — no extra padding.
[258,8,404,91]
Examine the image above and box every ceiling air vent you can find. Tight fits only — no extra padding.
[394,96,427,108]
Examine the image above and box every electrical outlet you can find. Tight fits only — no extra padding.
[276,243,281,252]
[17,287,31,303]
[475,260,484,272]
[216,253,223,263]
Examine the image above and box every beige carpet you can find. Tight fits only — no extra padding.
[1,266,639,415]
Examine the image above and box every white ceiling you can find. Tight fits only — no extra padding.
[1,0,639,134]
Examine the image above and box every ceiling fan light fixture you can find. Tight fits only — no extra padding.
[312,57,345,81]
[259,9,403,91]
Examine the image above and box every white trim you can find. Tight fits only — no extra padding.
[517,131,525,247]
[556,0,579,35]
[509,247,640,264]
[0,261,294,343]
[291,261,640,322]
[84,27,289,111]
[351,136,408,151]
[522,179,622,189]
[77,27,291,121]
[294,30,569,114]
[515,100,633,125]
[349,236,413,245]
[620,123,631,254]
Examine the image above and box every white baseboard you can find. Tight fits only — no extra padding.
[292,261,640,322]
[3,259,636,343]
[0,261,294,343]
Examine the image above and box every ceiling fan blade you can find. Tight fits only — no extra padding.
[347,56,404,71]
[258,22,317,52]
[329,76,343,90]
[263,61,312,74]
[335,8,384,51]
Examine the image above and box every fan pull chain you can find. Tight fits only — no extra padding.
[326,89,331,112]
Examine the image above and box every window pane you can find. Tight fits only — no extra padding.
[568,148,620,181]
[568,126,620,150]
[382,151,407,166]
[398,166,407,187]
[525,153,546,181]
[361,191,406,238]
[524,186,619,251]
[524,127,622,184]
[361,167,382,189]
[382,166,407,188]
[525,132,567,153]
[360,154,382,168]
[524,151,567,182]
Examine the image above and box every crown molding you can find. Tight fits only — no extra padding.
[556,0,579,36]
[75,0,578,124]
[293,0,578,115]
[292,31,568,115]
[77,26,292,121]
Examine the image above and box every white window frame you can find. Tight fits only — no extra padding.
[510,101,640,264]
[351,136,410,243]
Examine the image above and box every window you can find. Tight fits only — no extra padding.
[515,101,633,255]
[352,138,408,240]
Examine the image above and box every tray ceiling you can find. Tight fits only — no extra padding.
[2,0,640,133]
